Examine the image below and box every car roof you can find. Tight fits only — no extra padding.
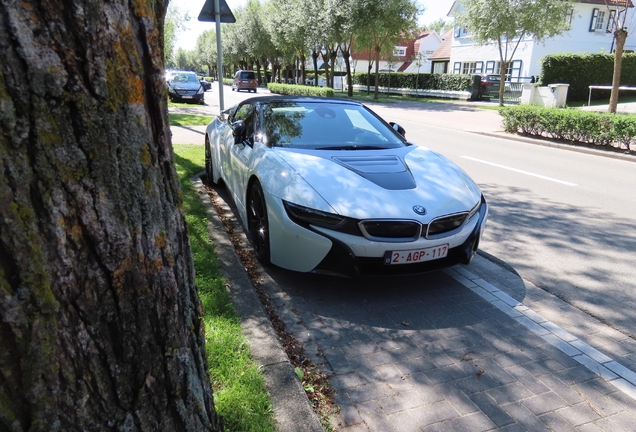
[239,95,364,107]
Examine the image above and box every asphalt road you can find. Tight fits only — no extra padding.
[367,102,636,340]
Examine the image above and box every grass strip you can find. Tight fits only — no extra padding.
[170,113,214,126]
[173,144,276,432]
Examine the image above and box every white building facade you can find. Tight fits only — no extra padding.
[448,0,636,81]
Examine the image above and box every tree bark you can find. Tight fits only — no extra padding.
[609,28,628,114]
[0,0,221,430]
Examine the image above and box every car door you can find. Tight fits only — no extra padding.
[228,102,256,210]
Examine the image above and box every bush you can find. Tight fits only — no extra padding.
[351,72,472,91]
[539,53,636,101]
[500,105,636,150]
[267,83,335,97]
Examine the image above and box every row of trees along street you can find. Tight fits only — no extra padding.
[167,0,421,99]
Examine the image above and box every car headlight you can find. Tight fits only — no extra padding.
[283,201,362,236]
[467,200,481,220]
[197,86,204,94]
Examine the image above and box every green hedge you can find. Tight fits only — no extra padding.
[540,53,636,101]
[500,105,636,150]
[351,72,472,91]
[223,78,233,86]
[267,83,335,97]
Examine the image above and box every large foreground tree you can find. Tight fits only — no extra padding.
[454,0,573,106]
[0,0,221,430]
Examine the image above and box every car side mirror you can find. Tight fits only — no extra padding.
[232,120,246,144]
[390,122,406,138]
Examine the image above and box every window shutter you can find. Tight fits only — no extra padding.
[590,8,599,32]
[607,9,616,33]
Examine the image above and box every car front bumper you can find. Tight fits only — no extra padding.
[266,191,488,277]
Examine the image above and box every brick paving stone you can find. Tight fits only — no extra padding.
[535,374,585,405]
[387,411,423,432]
[471,357,517,386]
[409,400,460,427]
[555,365,600,384]
[395,356,438,375]
[505,364,551,395]
[330,372,372,391]
[364,348,411,367]
[443,411,497,432]
[406,374,447,405]
[537,412,578,432]
[346,382,395,404]
[416,342,457,368]
[521,391,569,416]
[491,350,535,368]
[503,402,551,431]
[357,400,398,432]
[434,383,478,415]
[587,410,636,431]
[412,363,474,385]
[486,382,534,405]
[377,390,428,415]
[340,341,382,359]
[556,402,603,427]
[521,358,569,377]
[334,391,364,427]
[454,371,502,394]
[468,391,516,427]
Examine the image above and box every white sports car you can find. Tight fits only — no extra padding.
[204,96,487,277]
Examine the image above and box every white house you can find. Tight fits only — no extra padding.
[402,31,444,73]
[448,0,636,81]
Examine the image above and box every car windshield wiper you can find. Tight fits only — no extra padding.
[319,145,390,150]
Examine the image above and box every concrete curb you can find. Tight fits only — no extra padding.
[192,174,324,432]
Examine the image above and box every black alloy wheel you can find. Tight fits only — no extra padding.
[204,136,216,185]
[247,181,271,264]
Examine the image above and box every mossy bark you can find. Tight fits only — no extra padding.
[0,0,221,430]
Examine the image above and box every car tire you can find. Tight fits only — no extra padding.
[204,135,216,186]
[247,181,271,265]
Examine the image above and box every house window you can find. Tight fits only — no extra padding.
[453,26,469,38]
[462,62,477,74]
[607,9,617,33]
[590,8,606,32]
[475,61,484,74]
[433,62,446,74]
[453,62,461,73]
[491,60,522,80]
[485,61,496,74]
[393,46,407,57]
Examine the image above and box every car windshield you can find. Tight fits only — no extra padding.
[173,73,199,83]
[240,71,255,80]
[261,101,405,150]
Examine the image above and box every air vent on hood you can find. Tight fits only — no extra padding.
[332,155,416,190]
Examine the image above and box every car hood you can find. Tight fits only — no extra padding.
[272,146,481,221]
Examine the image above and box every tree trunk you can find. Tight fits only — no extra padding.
[374,47,381,100]
[498,60,509,107]
[342,49,353,97]
[609,28,628,114]
[312,51,320,86]
[0,0,221,430]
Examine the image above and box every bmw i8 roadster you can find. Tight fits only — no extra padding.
[204,96,487,277]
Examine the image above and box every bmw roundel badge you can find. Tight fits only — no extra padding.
[413,205,427,215]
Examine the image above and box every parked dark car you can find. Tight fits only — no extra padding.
[476,74,501,97]
[232,70,258,92]
[168,71,205,104]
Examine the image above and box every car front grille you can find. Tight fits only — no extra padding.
[175,89,198,96]
[359,220,422,242]
[357,211,471,243]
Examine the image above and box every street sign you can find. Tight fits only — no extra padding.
[198,0,236,23]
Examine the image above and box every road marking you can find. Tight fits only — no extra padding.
[461,156,578,187]
[445,266,636,401]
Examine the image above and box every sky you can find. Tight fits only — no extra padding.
[171,0,455,51]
